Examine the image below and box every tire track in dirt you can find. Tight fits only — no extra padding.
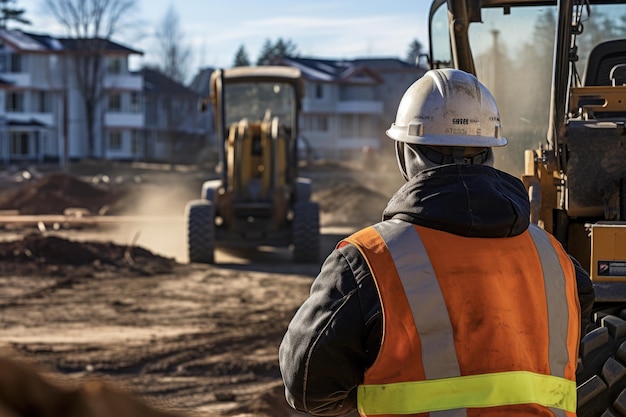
[0,264,314,416]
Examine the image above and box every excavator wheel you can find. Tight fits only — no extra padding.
[186,200,215,264]
[577,311,626,417]
[292,201,320,263]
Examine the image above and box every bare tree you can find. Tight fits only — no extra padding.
[43,0,138,39]
[42,0,139,159]
[155,4,192,84]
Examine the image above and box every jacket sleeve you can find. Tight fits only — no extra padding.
[279,244,382,416]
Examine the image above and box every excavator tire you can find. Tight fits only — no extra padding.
[577,312,626,417]
[186,200,215,264]
[292,201,320,263]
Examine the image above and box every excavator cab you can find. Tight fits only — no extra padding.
[428,0,626,276]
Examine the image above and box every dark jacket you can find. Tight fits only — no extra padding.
[278,164,594,417]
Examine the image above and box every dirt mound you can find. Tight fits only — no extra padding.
[0,173,127,215]
[313,181,390,227]
[0,169,394,227]
[0,233,176,276]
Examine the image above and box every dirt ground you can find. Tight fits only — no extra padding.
[0,159,402,417]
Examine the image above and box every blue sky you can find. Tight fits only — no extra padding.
[25,1,431,78]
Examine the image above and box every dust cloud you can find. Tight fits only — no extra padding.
[106,180,200,263]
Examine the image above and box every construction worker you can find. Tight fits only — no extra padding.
[278,68,594,417]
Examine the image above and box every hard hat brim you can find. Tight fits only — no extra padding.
[386,127,508,147]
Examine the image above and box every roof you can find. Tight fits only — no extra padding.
[0,30,142,55]
[189,67,215,96]
[22,32,64,51]
[139,68,198,96]
[351,58,420,69]
[58,38,142,55]
[275,56,405,84]
[0,30,52,52]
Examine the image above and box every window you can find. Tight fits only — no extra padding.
[130,92,141,113]
[340,115,353,137]
[6,92,24,112]
[35,91,51,112]
[108,131,123,150]
[108,93,122,111]
[304,115,328,132]
[49,55,58,72]
[107,57,122,74]
[10,131,29,155]
[340,85,375,101]
[9,54,22,72]
[315,83,324,99]
[131,130,142,154]
[145,99,157,124]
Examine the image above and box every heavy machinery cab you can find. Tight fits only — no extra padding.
[209,66,301,201]
[428,1,626,288]
[428,3,626,413]
[186,66,320,264]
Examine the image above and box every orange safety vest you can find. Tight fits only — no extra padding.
[337,220,580,417]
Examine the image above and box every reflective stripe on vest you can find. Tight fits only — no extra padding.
[357,371,575,414]
[340,220,579,417]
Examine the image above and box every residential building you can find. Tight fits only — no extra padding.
[0,28,423,167]
[0,30,63,165]
[0,29,211,167]
[61,37,145,162]
[0,30,147,164]
[276,56,426,160]
[141,67,212,164]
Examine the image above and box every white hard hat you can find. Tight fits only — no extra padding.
[386,69,507,147]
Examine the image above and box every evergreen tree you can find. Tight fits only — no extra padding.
[405,39,424,65]
[256,39,274,65]
[0,0,30,29]
[233,44,251,67]
[256,38,298,65]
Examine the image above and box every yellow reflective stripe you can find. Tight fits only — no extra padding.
[357,371,576,415]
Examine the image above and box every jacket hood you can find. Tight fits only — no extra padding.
[382,164,530,238]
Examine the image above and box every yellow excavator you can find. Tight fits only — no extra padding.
[427,1,626,415]
[185,66,320,264]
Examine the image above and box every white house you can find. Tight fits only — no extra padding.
[0,29,211,166]
[276,56,426,160]
[0,29,424,167]
[0,30,62,165]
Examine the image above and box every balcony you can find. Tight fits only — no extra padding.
[5,112,54,126]
[105,112,143,128]
[1,73,31,87]
[104,74,142,90]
